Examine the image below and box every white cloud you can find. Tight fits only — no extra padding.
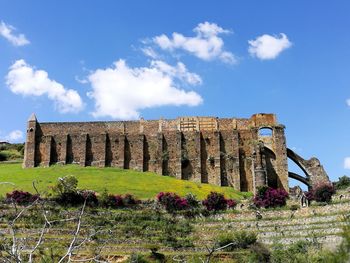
[87,59,203,119]
[248,33,292,60]
[150,60,202,85]
[346,99,350,106]
[0,21,30,46]
[6,60,84,113]
[153,22,236,64]
[0,130,23,142]
[345,157,350,169]
[141,47,159,59]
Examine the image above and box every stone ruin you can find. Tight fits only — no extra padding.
[23,113,330,193]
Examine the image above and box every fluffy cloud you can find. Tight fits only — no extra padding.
[0,21,30,46]
[345,157,350,169]
[248,33,292,60]
[0,130,23,142]
[88,59,203,119]
[153,22,236,64]
[347,99,350,106]
[6,60,83,113]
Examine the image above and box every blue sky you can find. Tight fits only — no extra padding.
[0,1,349,185]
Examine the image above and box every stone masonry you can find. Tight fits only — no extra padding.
[23,113,330,193]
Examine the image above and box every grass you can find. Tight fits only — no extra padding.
[0,162,251,200]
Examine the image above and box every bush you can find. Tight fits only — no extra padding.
[253,186,289,208]
[52,176,97,206]
[227,199,237,209]
[202,192,227,212]
[217,230,257,251]
[100,190,139,208]
[312,182,335,203]
[304,191,314,202]
[335,175,350,190]
[123,193,139,206]
[0,152,8,161]
[6,190,39,205]
[184,193,200,208]
[156,192,189,212]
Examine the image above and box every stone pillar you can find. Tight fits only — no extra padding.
[118,134,125,169]
[231,131,241,190]
[193,131,202,183]
[213,131,221,186]
[80,133,87,166]
[23,113,38,168]
[91,134,106,167]
[175,131,182,179]
[273,126,289,191]
[254,143,267,193]
[41,135,52,167]
[59,135,67,165]
[136,134,145,172]
[157,132,163,175]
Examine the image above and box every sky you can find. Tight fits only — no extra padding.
[0,1,349,185]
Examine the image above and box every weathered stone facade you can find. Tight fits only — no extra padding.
[23,113,329,192]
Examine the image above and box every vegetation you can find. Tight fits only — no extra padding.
[0,163,250,200]
[335,175,350,190]
[216,230,257,251]
[202,191,237,212]
[0,143,24,161]
[253,186,289,208]
[307,182,336,203]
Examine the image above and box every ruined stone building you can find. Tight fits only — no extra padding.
[23,113,329,192]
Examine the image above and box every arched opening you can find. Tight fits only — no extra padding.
[287,148,311,190]
[263,147,279,188]
[258,127,273,137]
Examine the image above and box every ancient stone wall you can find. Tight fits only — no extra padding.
[23,113,329,193]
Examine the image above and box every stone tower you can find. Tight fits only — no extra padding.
[22,113,37,168]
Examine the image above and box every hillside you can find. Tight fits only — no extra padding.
[0,163,250,199]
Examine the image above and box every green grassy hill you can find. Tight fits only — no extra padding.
[0,162,250,199]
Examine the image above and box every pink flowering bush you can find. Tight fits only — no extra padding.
[156,192,189,212]
[101,193,139,208]
[226,199,237,209]
[310,182,335,203]
[6,190,39,205]
[253,186,289,208]
[202,192,228,211]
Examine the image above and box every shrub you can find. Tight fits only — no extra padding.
[55,190,98,207]
[217,230,257,251]
[0,152,8,161]
[184,193,200,208]
[304,191,314,202]
[312,182,335,203]
[6,190,39,205]
[202,192,227,211]
[335,175,350,190]
[52,175,78,195]
[123,193,139,206]
[253,187,289,208]
[249,242,271,263]
[227,199,237,209]
[100,191,139,208]
[52,176,97,206]
[156,192,189,212]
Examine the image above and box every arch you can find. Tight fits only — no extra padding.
[288,172,310,187]
[287,148,310,189]
[258,127,273,137]
[263,146,278,188]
